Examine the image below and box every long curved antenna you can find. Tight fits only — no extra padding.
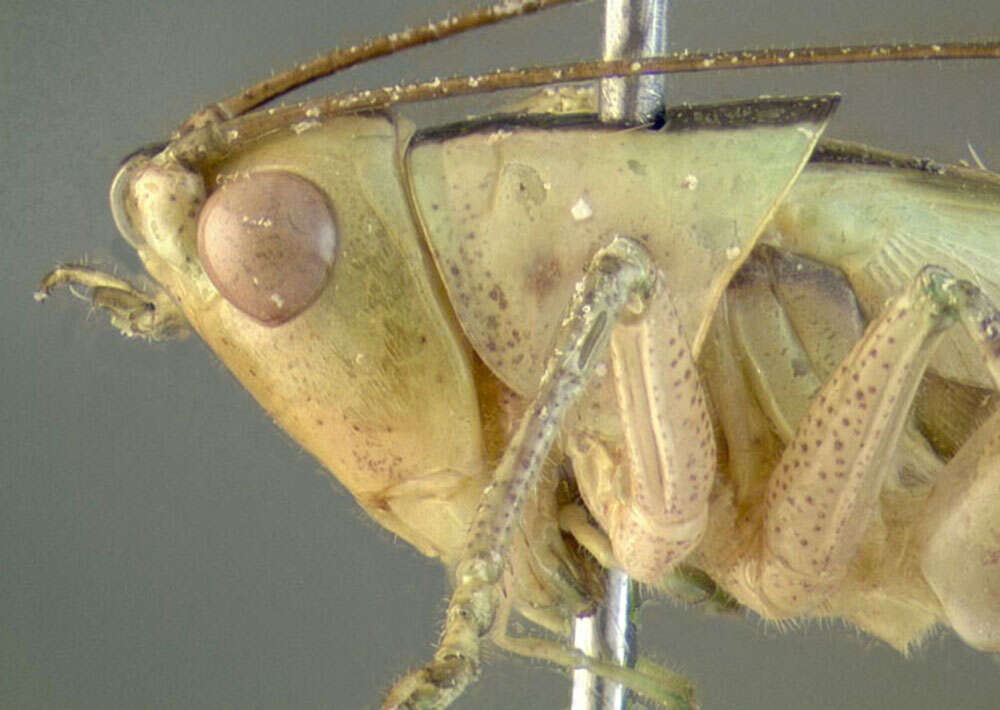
[168,39,1000,165]
[180,0,582,130]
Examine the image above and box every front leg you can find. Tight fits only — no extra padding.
[383,237,666,709]
[36,264,187,340]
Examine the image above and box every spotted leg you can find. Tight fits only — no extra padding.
[919,294,1000,651]
[749,266,1000,616]
[566,266,717,585]
[382,237,662,709]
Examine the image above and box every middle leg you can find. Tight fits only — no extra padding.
[746,266,1000,616]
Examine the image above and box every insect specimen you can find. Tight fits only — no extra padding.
[29,1,1000,710]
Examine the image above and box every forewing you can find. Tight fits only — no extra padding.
[763,155,1000,390]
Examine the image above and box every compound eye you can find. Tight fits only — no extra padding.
[197,171,337,326]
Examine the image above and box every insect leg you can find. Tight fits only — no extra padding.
[383,237,659,709]
[919,407,1000,652]
[753,266,1000,617]
[494,628,696,709]
[480,588,694,709]
[36,265,188,340]
[567,272,716,584]
[918,282,1000,651]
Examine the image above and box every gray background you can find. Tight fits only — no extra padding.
[5,1,1000,708]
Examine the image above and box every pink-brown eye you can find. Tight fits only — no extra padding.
[197,171,337,326]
